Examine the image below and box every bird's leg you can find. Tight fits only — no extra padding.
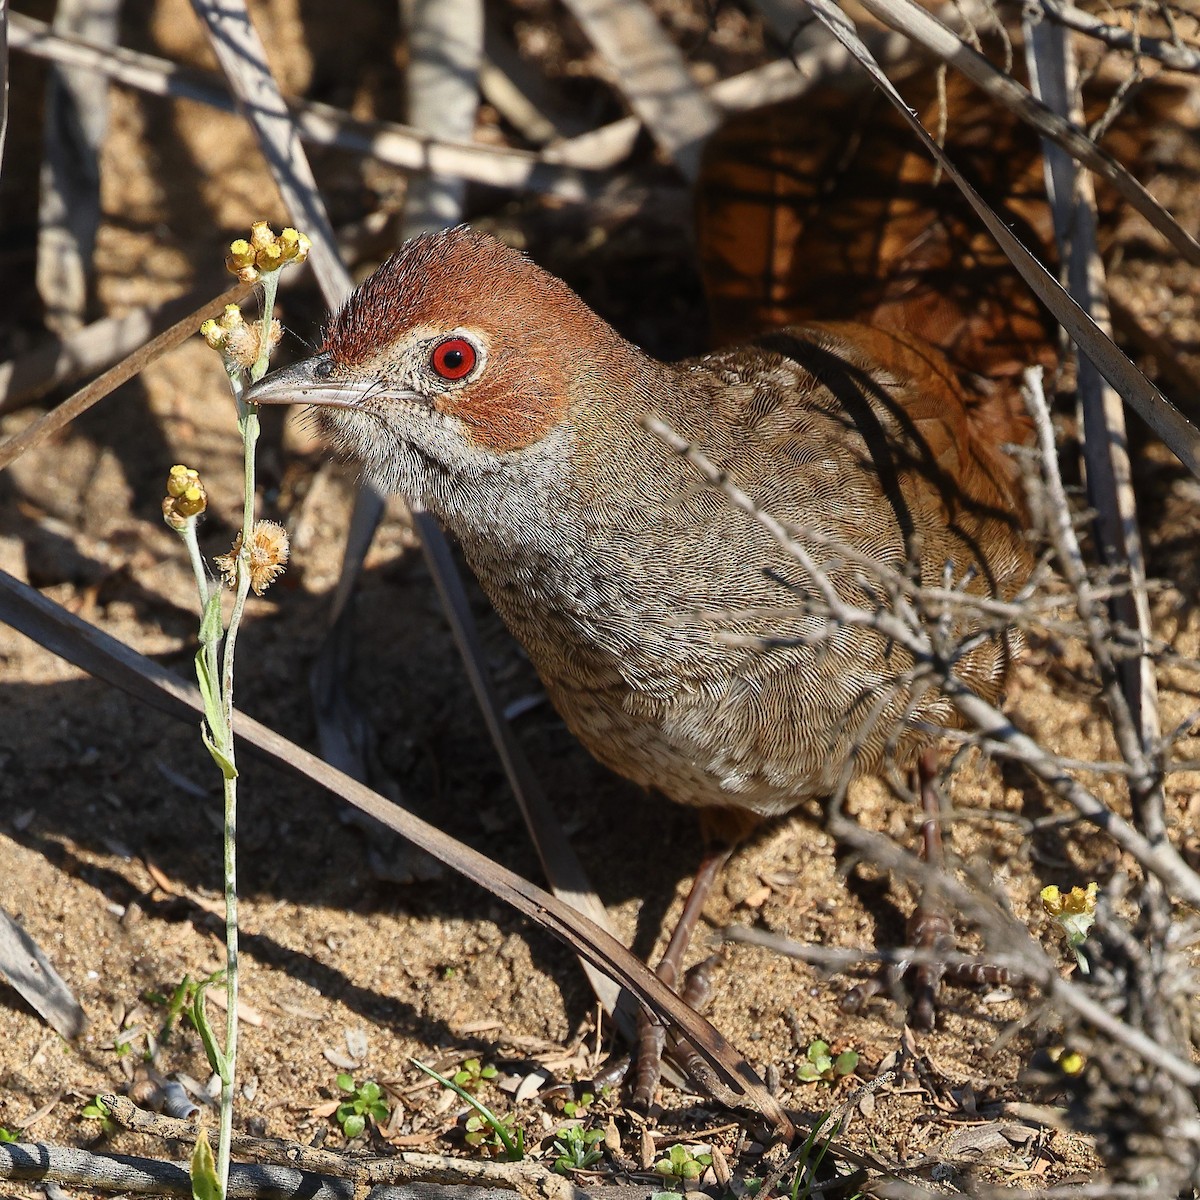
[632,807,759,1110]
[842,747,1010,1024]
[905,745,955,1030]
[841,747,950,1022]
[632,845,733,1109]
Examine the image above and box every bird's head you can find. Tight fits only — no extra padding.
[248,228,646,512]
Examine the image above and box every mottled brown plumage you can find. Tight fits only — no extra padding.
[249,228,1031,823]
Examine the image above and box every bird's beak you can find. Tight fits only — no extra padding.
[246,353,370,412]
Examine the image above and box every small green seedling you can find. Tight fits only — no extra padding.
[788,1111,847,1200]
[143,975,198,1042]
[653,1143,712,1185]
[452,1057,498,1093]
[80,1096,118,1137]
[0,1127,21,1144]
[795,1039,859,1084]
[335,1074,389,1139]
[464,1110,524,1157]
[411,1057,524,1160]
[559,1090,595,1118]
[144,972,223,1045]
[551,1123,605,1173]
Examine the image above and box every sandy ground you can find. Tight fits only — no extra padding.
[3,0,1200,1194]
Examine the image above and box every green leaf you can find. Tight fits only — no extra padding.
[198,587,224,647]
[343,1113,365,1139]
[0,1128,19,1144]
[336,1073,355,1093]
[833,1050,859,1076]
[189,1133,222,1200]
[194,645,224,737]
[360,1081,381,1103]
[190,979,225,1078]
[200,721,238,780]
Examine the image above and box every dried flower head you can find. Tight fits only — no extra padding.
[162,464,208,530]
[214,520,290,595]
[225,319,283,370]
[225,222,312,283]
[200,303,282,371]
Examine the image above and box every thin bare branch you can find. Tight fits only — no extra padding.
[6,14,600,201]
[35,0,118,334]
[557,0,722,180]
[1032,0,1200,72]
[850,0,1200,268]
[0,282,249,472]
[1024,29,1168,864]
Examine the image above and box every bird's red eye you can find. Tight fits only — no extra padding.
[431,337,477,381]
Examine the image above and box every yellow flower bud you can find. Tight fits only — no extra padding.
[278,227,301,261]
[226,239,257,278]
[200,319,225,349]
[1059,1051,1084,1076]
[255,242,283,272]
[166,464,200,498]
[163,466,207,527]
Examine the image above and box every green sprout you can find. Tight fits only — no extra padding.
[335,1074,390,1139]
[551,1123,605,1173]
[788,1112,849,1200]
[411,1058,524,1160]
[464,1110,524,1157]
[452,1057,498,1093]
[0,1127,21,1144]
[653,1143,712,1185]
[80,1096,118,1138]
[795,1039,859,1084]
[558,1090,595,1118]
[144,972,220,1044]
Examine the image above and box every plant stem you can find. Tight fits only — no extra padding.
[181,519,211,608]
[211,270,277,1197]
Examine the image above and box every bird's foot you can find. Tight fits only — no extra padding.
[841,747,1010,1028]
[631,952,722,1110]
[840,898,1011,1028]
